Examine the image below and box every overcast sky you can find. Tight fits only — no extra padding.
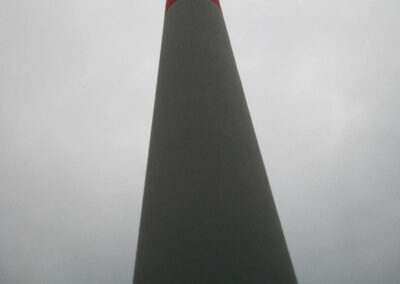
[1,0,399,283]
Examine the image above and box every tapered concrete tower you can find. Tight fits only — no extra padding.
[133,1,297,283]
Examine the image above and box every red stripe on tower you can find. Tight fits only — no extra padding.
[166,0,221,13]
[211,0,221,8]
[165,0,177,12]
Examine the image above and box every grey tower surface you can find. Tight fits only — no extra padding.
[133,0,297,283]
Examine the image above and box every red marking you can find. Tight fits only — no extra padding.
[166,0,221,13]
[166,0,177,12]
[211,0,221,8]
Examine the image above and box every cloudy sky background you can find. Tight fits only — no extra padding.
[1,0,399,283]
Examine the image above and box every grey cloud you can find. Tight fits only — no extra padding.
[0,1,399,283]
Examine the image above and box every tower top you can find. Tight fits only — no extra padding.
[166,0,221,13]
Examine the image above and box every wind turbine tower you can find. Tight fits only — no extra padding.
[133,1,297,283]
